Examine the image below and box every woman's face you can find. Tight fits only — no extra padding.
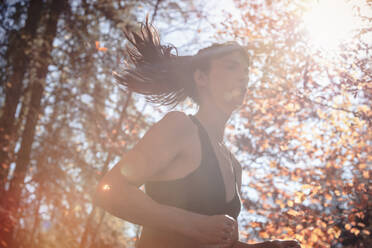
[197,51,249,111]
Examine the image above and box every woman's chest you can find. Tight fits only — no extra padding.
[148,131,237,204]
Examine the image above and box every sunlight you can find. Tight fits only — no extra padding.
[302,0,358,50]
[102,184,111,191]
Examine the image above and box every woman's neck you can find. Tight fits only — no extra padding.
[194,102,232,144]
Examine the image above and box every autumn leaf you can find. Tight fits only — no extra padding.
[95,41,108,52]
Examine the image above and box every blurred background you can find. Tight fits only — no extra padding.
[0,0,371,247]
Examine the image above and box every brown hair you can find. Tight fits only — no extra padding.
[114,18,249,109]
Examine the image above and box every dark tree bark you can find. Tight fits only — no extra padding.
[0,1,67,247]
[0,0,43,199]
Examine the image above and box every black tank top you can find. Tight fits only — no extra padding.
[144,114,241,219]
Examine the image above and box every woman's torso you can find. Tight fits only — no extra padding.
[136,113,241,248]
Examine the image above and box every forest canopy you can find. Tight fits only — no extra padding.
[0,0,370,247]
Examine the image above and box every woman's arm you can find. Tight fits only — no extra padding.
[95,172,205,236]
[94,111,200,235]
[94,111,238,247]
[233,240,301,248]
[233,241,258,248]
[229,157,301,248]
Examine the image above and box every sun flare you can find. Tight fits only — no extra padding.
[102,184,111,192]
[302,0,358,50]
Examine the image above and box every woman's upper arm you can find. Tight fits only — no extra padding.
[98,111,193,189]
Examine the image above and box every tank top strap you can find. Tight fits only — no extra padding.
[188,115,211,147]
[189,114,238,185]
[188,114,203,131]
[187,114,217,167]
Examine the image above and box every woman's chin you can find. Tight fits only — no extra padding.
[232,95,245,107]
[226,100,244,113]
[221,92,244,112]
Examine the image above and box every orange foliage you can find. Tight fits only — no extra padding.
[221,0,371,247]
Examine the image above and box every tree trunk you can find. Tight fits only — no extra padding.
[80,92,133,248]
[0,0,43,200]
[29,190,42,248]
[0,1,67,247]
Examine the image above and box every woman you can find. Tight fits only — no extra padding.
[94,19,301,248]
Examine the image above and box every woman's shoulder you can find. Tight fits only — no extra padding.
[155,111,197,137]
[161,111,188,123]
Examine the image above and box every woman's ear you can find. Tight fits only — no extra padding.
[193,69,208,88]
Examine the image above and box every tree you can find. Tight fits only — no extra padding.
[214,1,371,247]
[0,0,201,247]
[0,0,44,199]
[1,1,67,246]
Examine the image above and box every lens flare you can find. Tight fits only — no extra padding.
[102,184,111,192]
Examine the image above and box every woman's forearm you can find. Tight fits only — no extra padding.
[94,180,204,237]
[233,241,267,248]
[235,240,289,248]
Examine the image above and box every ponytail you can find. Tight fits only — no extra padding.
[113,17,197,108]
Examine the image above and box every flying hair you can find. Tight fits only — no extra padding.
[113,16,249,109]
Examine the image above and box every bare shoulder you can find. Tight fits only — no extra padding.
[148,111,196,144]
[98,111,196,188]
[157,111,195,134]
